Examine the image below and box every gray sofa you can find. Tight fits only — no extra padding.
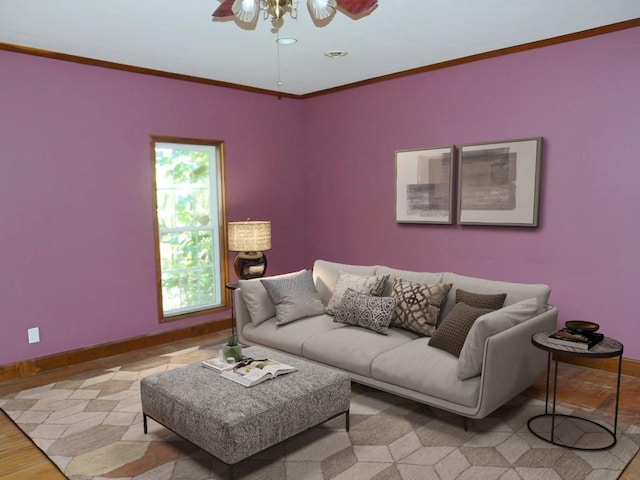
[235,259,558,420]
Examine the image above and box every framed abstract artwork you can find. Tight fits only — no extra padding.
[458,137,542,227]
[395,146,455,224]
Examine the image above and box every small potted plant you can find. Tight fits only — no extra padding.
[222,318,242,361]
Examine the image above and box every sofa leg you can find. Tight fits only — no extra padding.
[463,417,468,432]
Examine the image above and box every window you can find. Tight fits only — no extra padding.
[152,137,227,320]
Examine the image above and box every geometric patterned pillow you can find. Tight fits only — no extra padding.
[455,289,506,310]
[334,288,397,335]
[325,270,389,315]
[390,277,453,336]
[429,302,494,357]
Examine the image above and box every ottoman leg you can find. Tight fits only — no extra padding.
[346,410,350,432]
[143,414,148,434]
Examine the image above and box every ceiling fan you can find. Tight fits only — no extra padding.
[212,0,379,30]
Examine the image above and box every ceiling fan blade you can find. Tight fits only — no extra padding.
[336,0,378,15]
[212,0,235,18]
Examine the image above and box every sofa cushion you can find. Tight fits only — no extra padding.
[455,289,506,310]
[302,326,418,377]
[313,260,378,305]
[371,338,481,408]
[326,271,389,315]
[440,272,551,320]
[241,315,345,357]
[374,266,443,297]
[429,303,494,357]
[260,270,325,325]
[239,270,305,326]
[457,298,545,380]
[334,289,397,335]
[390,278,452,336]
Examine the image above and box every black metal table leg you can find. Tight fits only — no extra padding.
[527,331,623,450]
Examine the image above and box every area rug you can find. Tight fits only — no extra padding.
[1,344,638,480]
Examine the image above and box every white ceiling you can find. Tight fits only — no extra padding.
[1,0,638,96]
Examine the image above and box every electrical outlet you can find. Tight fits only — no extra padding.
[28,327,40,344]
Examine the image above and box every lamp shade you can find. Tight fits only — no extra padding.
[228,221,271,252]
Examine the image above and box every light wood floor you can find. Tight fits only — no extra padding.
[1,331,638,479]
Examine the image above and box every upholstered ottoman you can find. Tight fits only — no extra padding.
[140,346,350,478]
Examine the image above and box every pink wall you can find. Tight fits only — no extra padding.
[302,27,640,359]
[2,26,638,365]
[0,51,308,365]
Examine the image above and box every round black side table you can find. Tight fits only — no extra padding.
[528,331,623,450]
[225,282,240,328]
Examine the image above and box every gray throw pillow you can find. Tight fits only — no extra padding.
[391,277,452,336]
[260,270,325,325]
[326,270,389,315]
[429,302,494,357]
[457,298,544,379]
[334,288,397,335]
[239,270,306,326]
[455,289,506,310]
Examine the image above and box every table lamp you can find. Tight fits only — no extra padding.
[227,220,271,279]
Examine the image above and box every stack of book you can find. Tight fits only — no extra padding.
[547,328,604,350]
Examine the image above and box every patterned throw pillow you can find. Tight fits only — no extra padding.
[429,302,494,357]
[326,271,389,315]
[455,289,506,310]
[334,289,397,335]
[260,270,325,325]
[390,278,452,336]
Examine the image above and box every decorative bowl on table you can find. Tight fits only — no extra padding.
[565,320,600,333]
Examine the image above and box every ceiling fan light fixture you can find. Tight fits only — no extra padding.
[307,0,337,20]
[232,0,260,22]
[267,0,293,20]
[212,0,377,30]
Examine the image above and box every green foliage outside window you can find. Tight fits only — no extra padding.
[154,143,223,317]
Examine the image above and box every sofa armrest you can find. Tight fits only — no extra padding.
[473,305,558,418]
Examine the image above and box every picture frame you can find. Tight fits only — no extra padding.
[458,137,542,227]
[395,146,455,224]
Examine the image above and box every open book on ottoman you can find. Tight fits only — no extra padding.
[201,356,241,373]
[221,359,296,387]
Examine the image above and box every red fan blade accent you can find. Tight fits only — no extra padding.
[336,0,378,15]
[212,0,235,18]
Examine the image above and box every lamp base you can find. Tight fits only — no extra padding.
[234,251,268,280]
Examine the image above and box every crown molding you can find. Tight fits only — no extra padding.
[1,18,638,99]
